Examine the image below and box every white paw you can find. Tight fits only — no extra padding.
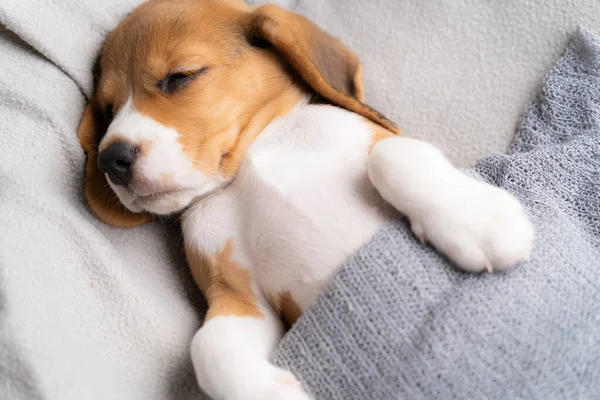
[413,185,534,273]
[369,137,534,273]
[191,316,311,400]
[227,364,311,400]
[197,360,312,400]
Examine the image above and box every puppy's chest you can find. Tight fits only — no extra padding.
[186,105,393,308]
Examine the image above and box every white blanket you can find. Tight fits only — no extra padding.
[1,1,599,399]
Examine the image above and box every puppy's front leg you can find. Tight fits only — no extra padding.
[368,137,534,273]
[186,241,311,400]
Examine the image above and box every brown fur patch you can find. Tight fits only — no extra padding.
[353,65,365,103]
[186,239,262,321]
[268,291,303,329]
[248,3,400,133]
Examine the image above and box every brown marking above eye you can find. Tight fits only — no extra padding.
[157,67,210,94]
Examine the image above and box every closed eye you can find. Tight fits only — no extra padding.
[157,67,210,94]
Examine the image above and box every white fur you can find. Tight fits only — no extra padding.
[183,103,396,311]
[191,311,311,400]
[108,98,534,399]
[368,137,534,272]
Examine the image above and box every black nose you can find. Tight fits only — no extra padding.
[97,142,138,186]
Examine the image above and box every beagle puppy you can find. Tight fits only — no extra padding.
[77,0,534,399]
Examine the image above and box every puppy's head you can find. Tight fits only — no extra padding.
[78,0,397,227]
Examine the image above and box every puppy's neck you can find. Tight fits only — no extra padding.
[219,85,306,176]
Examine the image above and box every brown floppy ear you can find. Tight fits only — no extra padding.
[246,4,399,134]
[77,99,152,228]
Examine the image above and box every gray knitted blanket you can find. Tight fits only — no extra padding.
[271,27,600,400]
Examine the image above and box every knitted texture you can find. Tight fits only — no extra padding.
[271,27,600,400]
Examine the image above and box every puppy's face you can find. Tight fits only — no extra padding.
[94,0,296,215]
[78,0,397,227]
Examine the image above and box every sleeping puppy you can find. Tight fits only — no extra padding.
[77,0,534,398]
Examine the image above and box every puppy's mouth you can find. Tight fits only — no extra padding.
[110,179,227,215]
[134,188,190,202]
[129,187,200,213]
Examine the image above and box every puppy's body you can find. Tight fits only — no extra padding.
[184,100,395,400]
[181,97,533,400]
[77,1,534,398]
[184,100,394,317]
